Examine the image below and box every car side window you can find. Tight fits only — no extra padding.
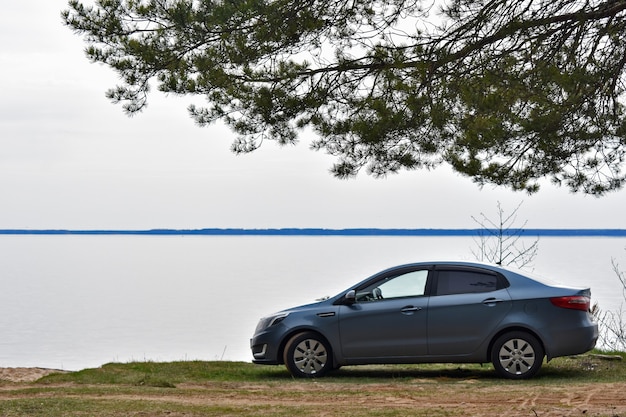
[435,270,498,296]
[357,270,428,302]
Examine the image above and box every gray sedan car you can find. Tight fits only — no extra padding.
[251,261,598,379]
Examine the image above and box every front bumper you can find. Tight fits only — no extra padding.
[250,335,282,365]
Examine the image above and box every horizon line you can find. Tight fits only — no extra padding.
[1,228,626,237]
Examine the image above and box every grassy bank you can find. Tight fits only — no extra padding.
[1,352,625,417]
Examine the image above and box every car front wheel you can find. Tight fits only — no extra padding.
[491,331,544,379]
[283,331,332,378]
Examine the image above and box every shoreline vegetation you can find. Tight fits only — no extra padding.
[2,228,626,236]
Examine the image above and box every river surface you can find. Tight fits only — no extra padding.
[1,235,624,370]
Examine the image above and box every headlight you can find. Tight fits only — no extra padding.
[255,312,289,333]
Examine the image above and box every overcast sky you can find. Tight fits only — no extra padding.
[1,1,626,230]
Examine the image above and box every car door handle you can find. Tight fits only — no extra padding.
[482,298,505,306]
[400,306,422,315]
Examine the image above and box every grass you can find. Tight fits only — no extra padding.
[1,351,625,417]
[34,350,626,385]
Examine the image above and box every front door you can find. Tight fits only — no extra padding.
[338,269,430,360]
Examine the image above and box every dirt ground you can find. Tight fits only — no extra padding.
[0,367,64,383]
[1,368,626,416]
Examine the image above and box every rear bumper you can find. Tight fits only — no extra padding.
[544,321,598,359]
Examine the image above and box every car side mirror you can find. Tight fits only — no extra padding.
[343,290,356,305]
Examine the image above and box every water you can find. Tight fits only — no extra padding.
[1,235,625,370]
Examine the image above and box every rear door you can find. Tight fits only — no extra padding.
[427,267,512,355]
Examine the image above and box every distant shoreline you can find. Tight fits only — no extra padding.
[1,228,626,237]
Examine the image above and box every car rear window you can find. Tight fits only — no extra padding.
[435,270,499,295]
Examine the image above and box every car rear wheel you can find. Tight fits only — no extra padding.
[491,331,544,379]
[283,331,332,378]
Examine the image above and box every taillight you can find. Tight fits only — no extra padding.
[550,296,591,312]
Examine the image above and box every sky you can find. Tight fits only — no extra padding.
[2,2,626,230]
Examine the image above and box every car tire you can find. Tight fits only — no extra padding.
[491,331,544,379]
[283,331,332,378]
